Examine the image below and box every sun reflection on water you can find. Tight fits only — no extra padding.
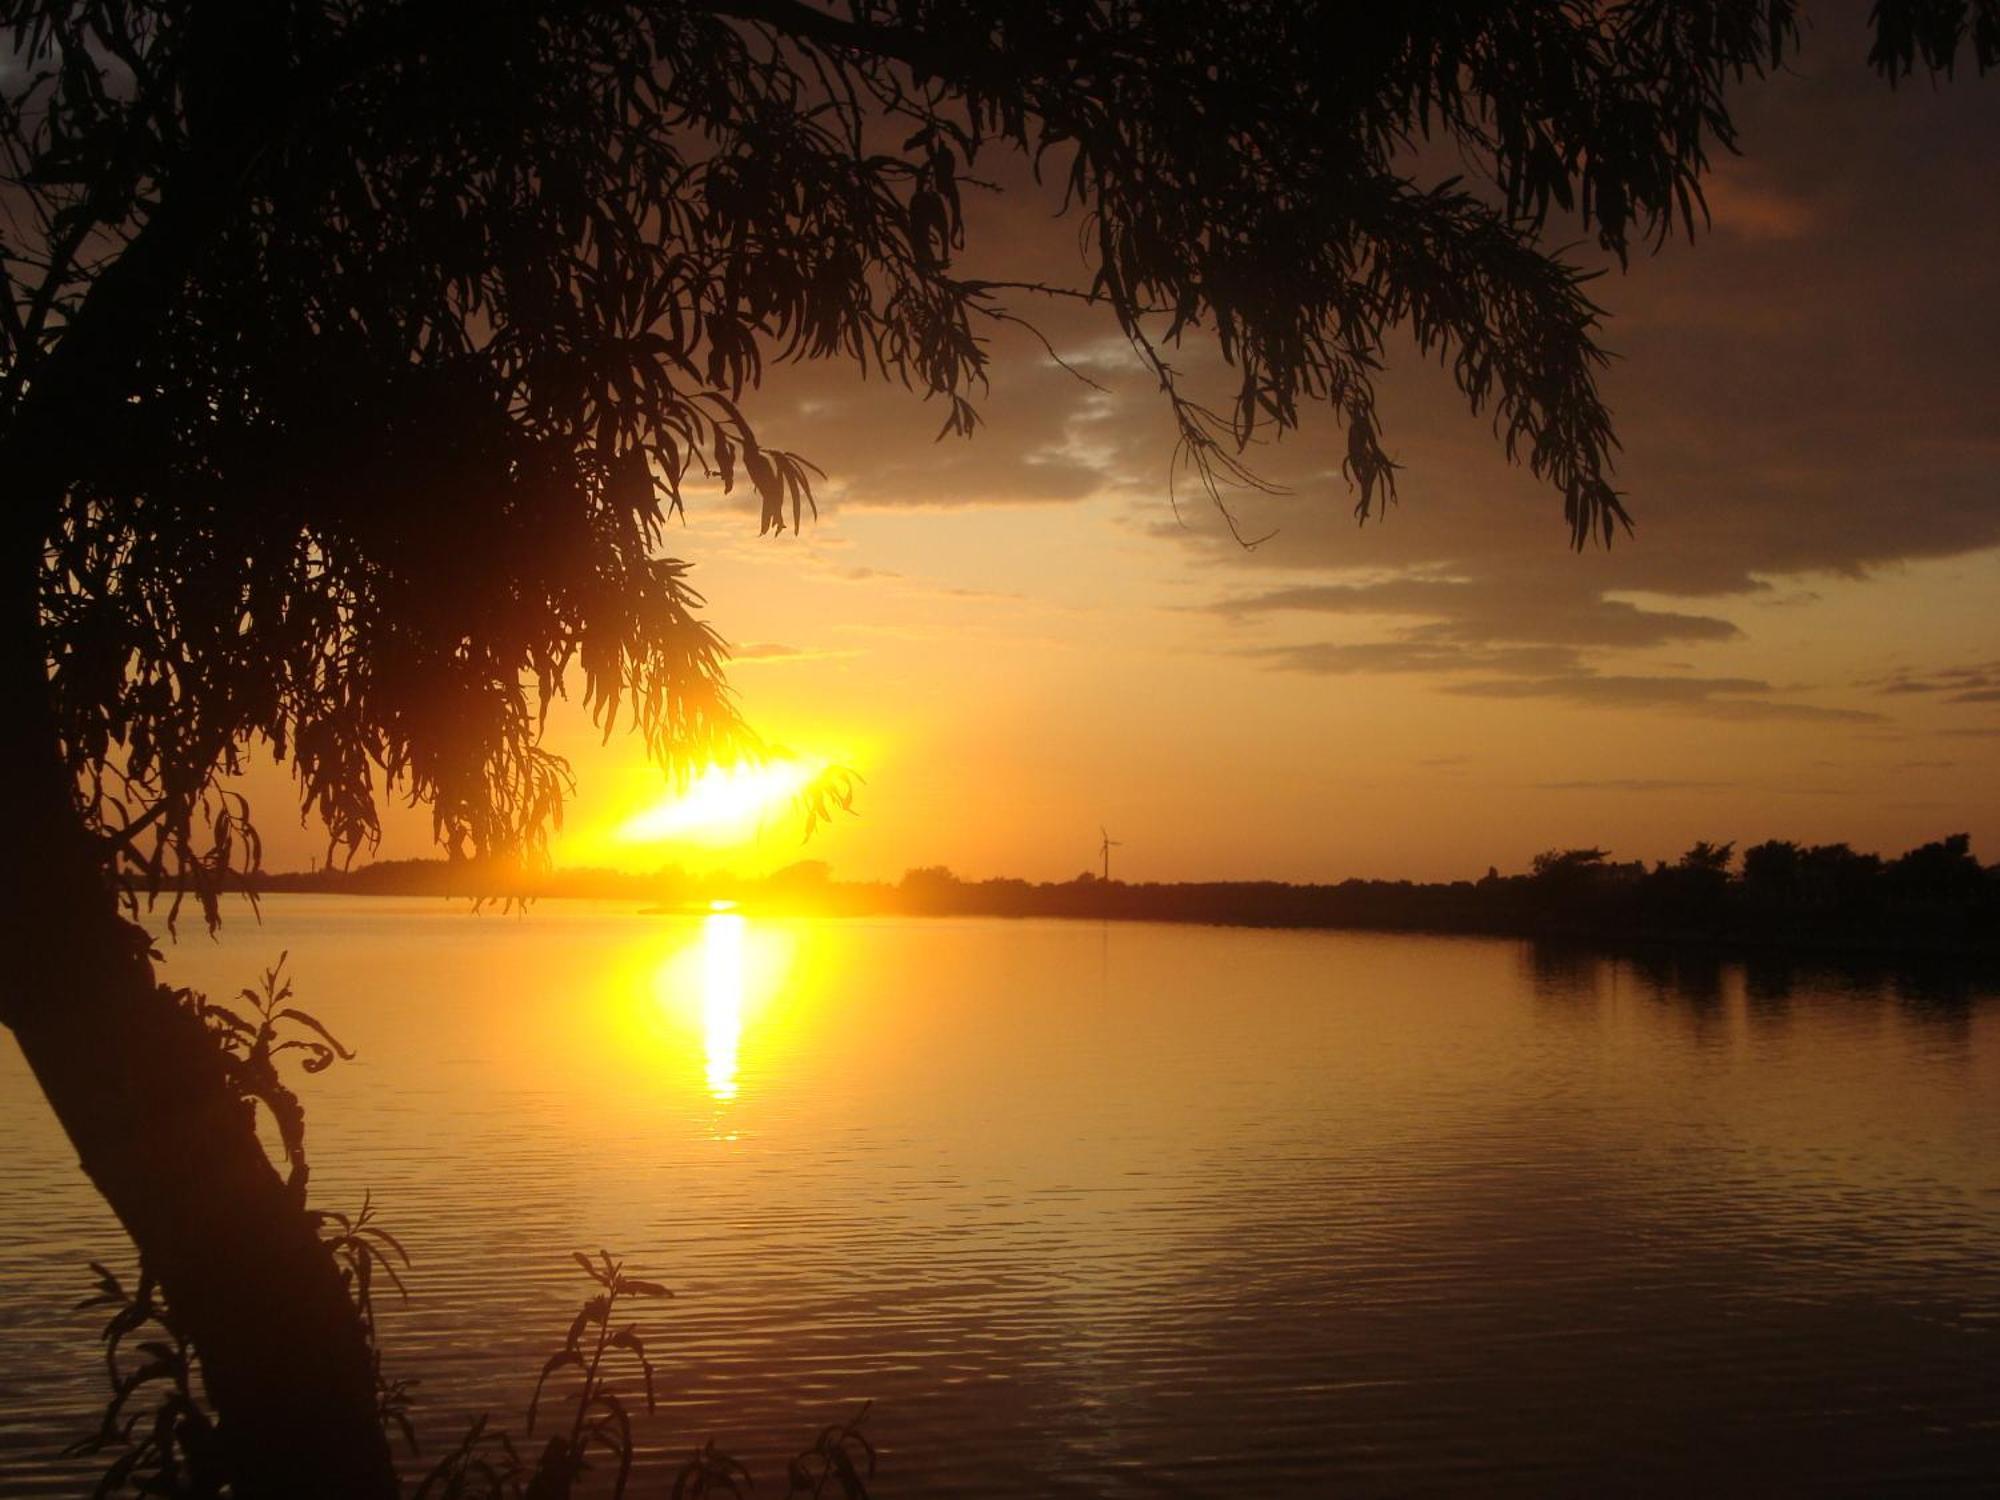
[701,912,746,1102]
[637,909,802,1110]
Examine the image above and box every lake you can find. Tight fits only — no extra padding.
[3,898,1997,1495]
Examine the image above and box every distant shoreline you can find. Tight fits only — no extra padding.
[242,841,2000,966]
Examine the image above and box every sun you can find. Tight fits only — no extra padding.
[616,757,827,848]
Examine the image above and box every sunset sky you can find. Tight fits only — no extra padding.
[251,10,1998,885]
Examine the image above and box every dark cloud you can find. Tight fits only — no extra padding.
[1205,571,1773,716]
[1118,15,2000,712]
[1242,631,1878,724]
[1205,576,1739,648]
[1865,660,2000,702]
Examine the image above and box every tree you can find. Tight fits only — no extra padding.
[1888,832,1984,905]
[1742,839,1804,902]
[1531,847,1612,881]
[1678,841,1735,876]
[2,1,1993,1492]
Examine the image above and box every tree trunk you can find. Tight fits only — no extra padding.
[0,628,400,1497]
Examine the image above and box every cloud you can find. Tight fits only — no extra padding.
[1206,575,1740,649]
[1697,163,1822,242]
[1533,778,1732,792]
[1243,640,1579,677]
[725,641,853,665]
[1448,672,1884,723]
[1865,660,2000,703]
[1242,639,1878,721]
[1226,576,1878,722]
[737,319,1154,511]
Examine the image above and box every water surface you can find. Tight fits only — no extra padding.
[2,899,1996,1494]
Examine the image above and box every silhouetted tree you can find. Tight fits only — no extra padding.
[1678,841,1735,875]
[1888,832,1984,905]
[1531,847,1612,881]
[1742,839,1805,903]
[1642,838,1735,927]
[1799,842,1887,914]
[2,2,1993,1493]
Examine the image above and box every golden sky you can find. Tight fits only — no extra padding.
[248,12,2000,884]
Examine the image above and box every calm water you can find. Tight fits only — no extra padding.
[3,899,1998,1495]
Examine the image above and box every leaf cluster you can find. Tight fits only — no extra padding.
[784,1403,875,1500]
[316,1192,419,1454]
[62,1263,224,1498]
[519,1250,673,1499]
[176,953,353,1195]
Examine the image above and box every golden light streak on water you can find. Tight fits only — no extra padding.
[701,911,746,1102]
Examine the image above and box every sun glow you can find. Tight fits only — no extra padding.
[616,757,826,847]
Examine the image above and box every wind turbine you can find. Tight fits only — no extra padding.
[1099,825,1122,882]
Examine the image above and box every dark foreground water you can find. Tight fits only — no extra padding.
[3,898,1997,1495]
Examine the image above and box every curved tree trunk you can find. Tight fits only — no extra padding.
[0,627,399,1498]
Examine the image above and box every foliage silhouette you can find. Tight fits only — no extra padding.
[3,1,1995,1491]
[63,1261,223,1497]
[521,1250,672,1498]
[785,1404,877,1500]
[74,1214,876,1499]
[181,955,353,1200]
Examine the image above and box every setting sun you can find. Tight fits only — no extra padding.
[616,757,828,848]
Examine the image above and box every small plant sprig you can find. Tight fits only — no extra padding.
[316,1193,415,1452]
[523,1250,674,1499]
[671,1440,753,1499]
[786,1403,876,1500]
[316,1193,412,1347]
[62,1262,224,1498]
[179,954,354,1197]
[795,765,862,842]
[415,1415,526,1500]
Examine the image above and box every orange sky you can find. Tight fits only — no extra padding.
[244,11,2000,885]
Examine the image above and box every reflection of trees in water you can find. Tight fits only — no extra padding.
[1632,949,1726,1013]
[1527,939,1996,1044]
[1522,940,1610,1005]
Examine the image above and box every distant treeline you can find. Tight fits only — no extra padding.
[252,833,2000,959]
